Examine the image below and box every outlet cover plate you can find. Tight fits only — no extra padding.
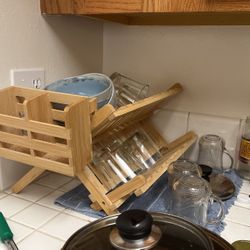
[10,68,45,89]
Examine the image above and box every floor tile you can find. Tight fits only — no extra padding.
[0,243,7,250]
[39,213,89,241]
[64,209,97,222]
[0,196,31,218]
[18,231,64,250]
[37,190,65,211]
[152,109,188,142]
[36,173,72,189]
[11,184,52,202]
[58,178,81,192]
[0,192,7,199]
[225,205,250,226]
[35,171,49,180]
[3,188,12,194]
[240,180,250,194]
[11,204,59,229]
[234,193,250,209]
[7,220,33,243]
[221,220,250,243]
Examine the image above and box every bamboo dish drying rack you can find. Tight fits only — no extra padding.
[85,83,197,215]
[0,83,197,215]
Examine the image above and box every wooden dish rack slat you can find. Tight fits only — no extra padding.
[0,83,197,215]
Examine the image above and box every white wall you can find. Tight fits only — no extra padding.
[103,23,250,119]
[0,0,103,190]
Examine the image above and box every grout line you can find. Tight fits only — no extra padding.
[17,229,65,246]
[7,219,35,244]
[62,209,96,222]
[8,200,34,219]
[186,111,191,133]
[34,174,75,191]
[225,218,250,228]
[15,210,64,244]
[36,228,67,242]
[3,174,94,245]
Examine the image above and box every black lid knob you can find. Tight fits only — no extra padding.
[116,210,153,240]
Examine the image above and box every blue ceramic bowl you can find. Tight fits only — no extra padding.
[45,73,116,109]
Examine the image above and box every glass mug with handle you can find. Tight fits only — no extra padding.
[170,175,225,227]
[167,159,202,189]
[198,134,234,173]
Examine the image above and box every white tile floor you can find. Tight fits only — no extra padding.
[0,172,249,249]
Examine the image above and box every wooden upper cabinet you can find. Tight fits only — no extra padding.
[40,0,250,25]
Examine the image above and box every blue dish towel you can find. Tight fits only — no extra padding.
[55,170,243,234]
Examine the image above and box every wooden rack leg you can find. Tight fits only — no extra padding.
[11,167,45,193]
[77,169,119,215]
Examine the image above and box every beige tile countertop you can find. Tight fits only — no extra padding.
[0,173,249,250]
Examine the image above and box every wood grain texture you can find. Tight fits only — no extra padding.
[0,86,92,194]
[40,0,250,25]
[41,0,74,14]
[65,100,92,174]
[12,168,45,193]
[41,0,250,14]
[91,83,183,137]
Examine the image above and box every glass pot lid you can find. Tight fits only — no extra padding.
[62,210,224,250]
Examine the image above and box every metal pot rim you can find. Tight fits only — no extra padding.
[63,211,216,250]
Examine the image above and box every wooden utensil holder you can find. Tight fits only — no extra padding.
[0,86,93,193]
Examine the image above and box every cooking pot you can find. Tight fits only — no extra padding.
[62,210,234,250]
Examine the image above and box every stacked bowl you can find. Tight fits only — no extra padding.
[45,73,116,109]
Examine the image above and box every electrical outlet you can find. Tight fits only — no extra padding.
[10,68,45,89]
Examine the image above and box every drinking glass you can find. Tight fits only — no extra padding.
[92,150,128,190]
[110,72,150,107]
[170,175,225,227]
[167,159,202,189]
[111,129,162,175]
[197,134,233,173]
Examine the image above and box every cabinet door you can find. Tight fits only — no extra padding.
[41,0,250,14]
[73,0,143,14]
[41,0,74,14]
[40,0,250,25]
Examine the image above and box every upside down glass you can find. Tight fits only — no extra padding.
[167,160,202,189]
[110,72,150,107]
[111,129,162,175]
[170,175,225,227]
[198,134,233,173]
[93,129,162,190]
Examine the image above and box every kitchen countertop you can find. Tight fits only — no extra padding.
[0,172,249,250]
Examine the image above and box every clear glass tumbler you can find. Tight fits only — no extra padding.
[111,129,162,175]
[110,72,150,107]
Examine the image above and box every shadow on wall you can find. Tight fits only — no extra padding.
[41,15,103,82]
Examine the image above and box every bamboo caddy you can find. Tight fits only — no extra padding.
[0,83,197,215]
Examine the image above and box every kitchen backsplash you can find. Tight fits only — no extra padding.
[152,109,242,170]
